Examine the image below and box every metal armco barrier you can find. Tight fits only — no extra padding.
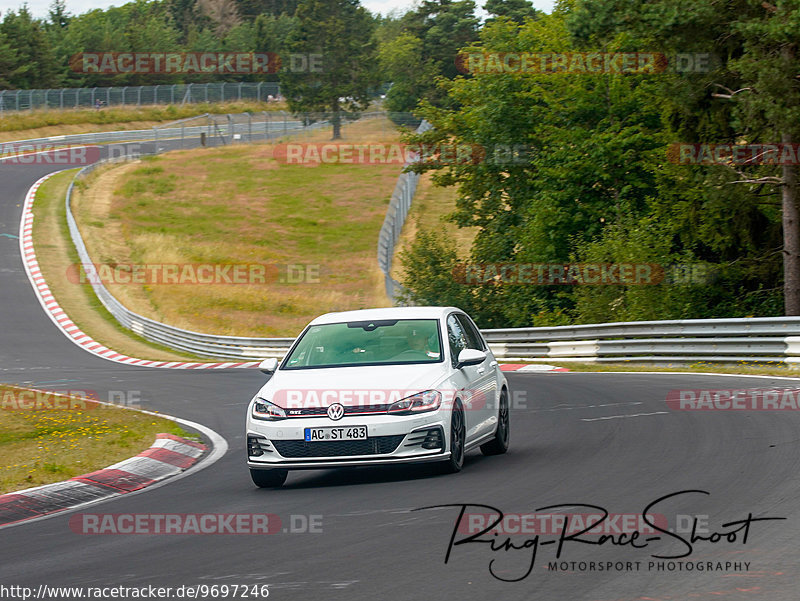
[482,317,800,365]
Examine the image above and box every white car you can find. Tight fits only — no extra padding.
[246,306,510,487]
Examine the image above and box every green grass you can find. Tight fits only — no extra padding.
[527,361,800,377]
[0,385,197,494]
[32,169,207,362]
[77,116,402,337]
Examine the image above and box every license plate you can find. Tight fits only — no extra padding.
[304,426,367,442]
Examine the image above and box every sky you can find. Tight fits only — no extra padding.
[3,0,555,20]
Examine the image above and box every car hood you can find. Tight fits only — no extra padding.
[254,362,450,408]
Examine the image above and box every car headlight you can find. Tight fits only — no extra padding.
[251,398,286,421]
[387,390,441,415]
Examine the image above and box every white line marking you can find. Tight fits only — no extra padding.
[581,411,669,422]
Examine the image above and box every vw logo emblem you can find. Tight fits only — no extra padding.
[327,403,345,421]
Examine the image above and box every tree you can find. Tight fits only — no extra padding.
[377,32,437,116]
[48,0,71,29]
[1,7,60,88]
[483,0,537,25]
[569,0,800,314]
[280,0,378,139]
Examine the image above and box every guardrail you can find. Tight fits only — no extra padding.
[58,115,800,367]
[482,317,800,365]
[377,120,432,301]
[6,112,322,151]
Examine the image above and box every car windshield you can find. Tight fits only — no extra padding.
[281,319,443,369]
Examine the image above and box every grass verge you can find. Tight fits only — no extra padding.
[0,385,195,494]
[391,172,474,284]
[74,116,403,337]
[528,361,800,377]
[32,169,205,361]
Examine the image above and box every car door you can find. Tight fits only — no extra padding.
[446,313,492,441]
[455,313,498,439]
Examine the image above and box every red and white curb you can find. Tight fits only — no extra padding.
[500,363,570,373]
[0,434,206,529]
[19,173,260,369]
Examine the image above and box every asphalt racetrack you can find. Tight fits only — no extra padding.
[1,142,799,600]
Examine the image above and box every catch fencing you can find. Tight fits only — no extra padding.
[0,82,281,112]
[376,119,432,300]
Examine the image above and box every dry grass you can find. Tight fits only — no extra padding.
[32,170,203,361]
[73,116,405,337]
[391,172,476,282]
[0,385,194,494]
[0,101,288,141]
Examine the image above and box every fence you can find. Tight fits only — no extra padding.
[377,119,432,300]
[0,82,281,112]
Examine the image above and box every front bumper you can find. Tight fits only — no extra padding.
[246,412,447,470]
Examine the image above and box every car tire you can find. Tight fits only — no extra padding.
[440,401,466,473]
[250,468,288,488]
[481,388,509,456]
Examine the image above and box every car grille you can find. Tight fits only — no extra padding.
[284,404,389,417]
[272,435,405,458]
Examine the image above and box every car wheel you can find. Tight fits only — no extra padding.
[481,388,509,456]
[250,468,288,488]
[440,401,466,473]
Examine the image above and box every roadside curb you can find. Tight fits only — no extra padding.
[0,434,206,529]
[19,172,260,369]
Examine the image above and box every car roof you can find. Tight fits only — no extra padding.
[308,306,464,326]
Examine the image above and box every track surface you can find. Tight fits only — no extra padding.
[1,141,799,600]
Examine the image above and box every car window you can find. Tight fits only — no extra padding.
[446,314,468,366]
[282,319,443,369]
[456,314,485,351]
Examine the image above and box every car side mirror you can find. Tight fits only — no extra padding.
[457,348,486,369]
[258,358,279,374]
